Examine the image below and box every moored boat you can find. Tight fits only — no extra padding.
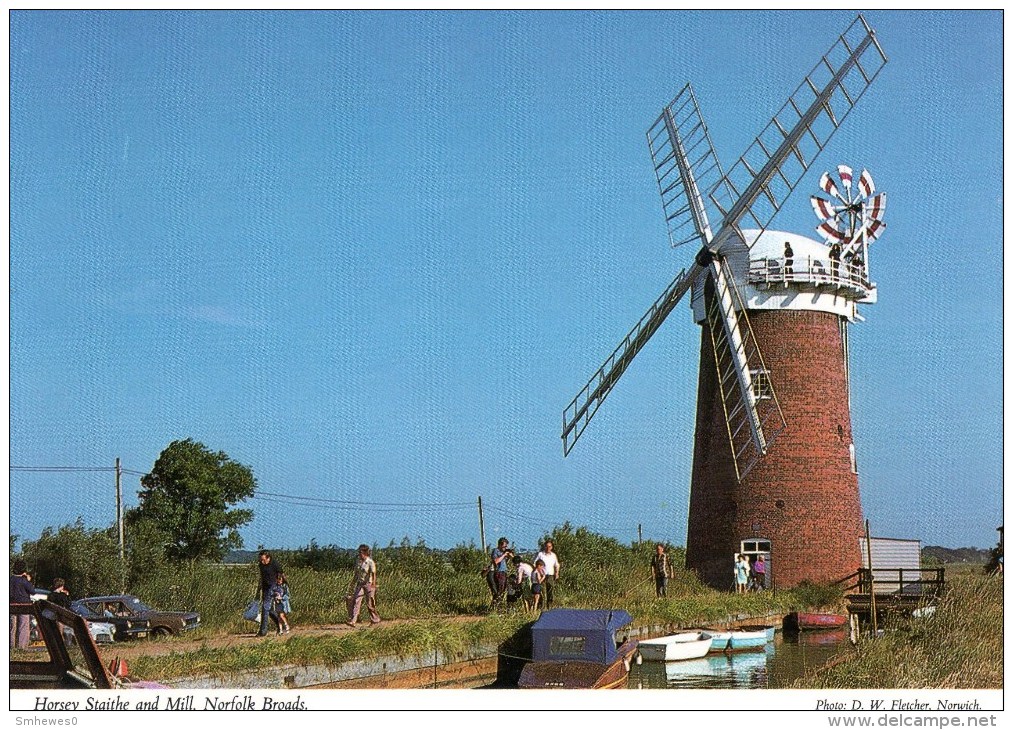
[783,612,847,631]
[518,609,638,689]
[739,624,776,641]
[638,632,713,662]
[704,630,732,652]
[727,627,770,651]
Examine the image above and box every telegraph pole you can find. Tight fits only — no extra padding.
[116,458,124,560]
[116,458,125,591]
[477,496,487,555]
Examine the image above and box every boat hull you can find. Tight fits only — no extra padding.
[702,627,771,652]
[784,612,847,631]
[728,630,768,651]
[739,624,776,641]
[639,633,713,662]
[704,631,731,652]
[518,640,638,689]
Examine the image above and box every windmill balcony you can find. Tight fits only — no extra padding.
[747,256,872,297]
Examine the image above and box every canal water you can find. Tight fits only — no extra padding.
[627,628,849,689]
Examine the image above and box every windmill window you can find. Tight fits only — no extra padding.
[849,443,858,473]
[751,369,773,401]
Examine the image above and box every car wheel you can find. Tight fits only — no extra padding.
[151,627,173,639]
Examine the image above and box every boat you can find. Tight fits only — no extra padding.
[638,632,712,662]
[739,624,777,641]
[517,608,638,689]
[783,612,847,631]
[700,626,771,652]
[727,627,770,651]
[704,630,731,651]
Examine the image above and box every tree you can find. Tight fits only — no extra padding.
[134,439,256,562]
[122,508,170,586]
[21,519,121,597]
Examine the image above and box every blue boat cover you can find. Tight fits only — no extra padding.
[530,609,633,664]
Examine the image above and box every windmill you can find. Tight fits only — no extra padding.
[560,16,888,588]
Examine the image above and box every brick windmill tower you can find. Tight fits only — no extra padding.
[560,16,888,589]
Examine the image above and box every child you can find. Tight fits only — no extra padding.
[512,555,533,612]
[270,572,291,634]
[531,559,547,612]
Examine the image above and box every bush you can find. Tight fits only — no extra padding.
[786,580,844,611]
[21,518,122,597]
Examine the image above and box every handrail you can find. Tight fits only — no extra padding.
[851,567,945,596]
[746,255,871,292]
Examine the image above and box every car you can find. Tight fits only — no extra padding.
[71,594,200,639]
[31,589,115,644]
[11,600,167,689]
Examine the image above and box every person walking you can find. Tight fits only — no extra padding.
[346,544,381,626]
[256,550,283,637]
[651,544,671,598]
[10,560,34,648]
[535,539,561,609]
[269,572,291,635]
[783,241,795,279]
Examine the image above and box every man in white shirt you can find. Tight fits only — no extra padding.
[534,539,561,608]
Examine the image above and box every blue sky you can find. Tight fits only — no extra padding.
[9,10,1003,553]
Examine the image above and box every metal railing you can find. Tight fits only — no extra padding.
[746,255,871,292]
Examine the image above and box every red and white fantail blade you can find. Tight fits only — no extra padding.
[838,165,853,190]
[858,169,875,198]
[819,171,841,200]
[810,195,839,222]
[864,219,886,241]
[816,221,847,242]
[865,192,886,223]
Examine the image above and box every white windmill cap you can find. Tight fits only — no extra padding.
[692,228,875,325]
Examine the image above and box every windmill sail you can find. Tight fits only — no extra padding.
[708,14,888,252]
[562,265,698,456]
[647,84,728,250]
[705,258,787,480]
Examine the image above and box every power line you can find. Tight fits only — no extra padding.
[255,489,472,509]
[12,463,476,512]
[11,466,116,472]
[483,504,553,531]
[250,494,472,514]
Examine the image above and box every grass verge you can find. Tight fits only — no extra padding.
[794,574,1002,689]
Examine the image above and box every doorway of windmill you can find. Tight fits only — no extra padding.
[740,539,772,591]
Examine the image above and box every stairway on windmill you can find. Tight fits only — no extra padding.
[560,15,889,589]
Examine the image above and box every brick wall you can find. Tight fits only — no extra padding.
[685,307,864,589]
